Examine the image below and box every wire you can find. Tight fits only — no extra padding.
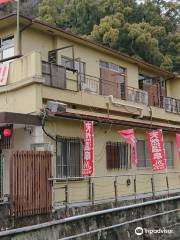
[42,109,57,142]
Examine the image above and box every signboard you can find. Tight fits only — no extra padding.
[119,128,138,166]
[82,121,94,176]
[147,130,167,171]
[0,64,9,86]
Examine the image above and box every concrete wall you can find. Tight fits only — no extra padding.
[1,195,180,240]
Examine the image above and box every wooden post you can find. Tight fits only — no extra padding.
[151,175,155,199]
[114,176,118,206]
[134,175,137,202]
[91,182,95,206]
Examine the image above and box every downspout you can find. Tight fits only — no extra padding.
[107,95,144,118]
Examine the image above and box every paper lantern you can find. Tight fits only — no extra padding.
[3,128,12,137]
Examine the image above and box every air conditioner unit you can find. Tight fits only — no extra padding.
[47,101,67,113]
[164,97,172,112]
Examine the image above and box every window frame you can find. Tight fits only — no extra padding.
[56,136,83,179]
[137,139,174,169]
[0,35,15,61]
[106,141,131,170]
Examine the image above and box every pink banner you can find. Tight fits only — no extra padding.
[0,64,9,86]
[82,121,94,176]
[0,0,15,4]
[176,133,180,160]
[119,129,138,166]
[147,130,167,171]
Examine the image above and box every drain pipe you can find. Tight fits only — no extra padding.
[107,95,144,118]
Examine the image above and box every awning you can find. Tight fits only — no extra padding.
[0,112,41,126]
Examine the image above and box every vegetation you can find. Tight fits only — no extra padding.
[0,0,179,72]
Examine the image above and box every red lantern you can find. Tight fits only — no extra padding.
[3,128,12,137]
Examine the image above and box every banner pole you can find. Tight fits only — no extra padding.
[16,0,20,55]
[161,129,169,196]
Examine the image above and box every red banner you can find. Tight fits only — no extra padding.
[0,0,16,4]
[0,64,9,86]
[119,129,138,166]
[147,130,167,171]
[176,133,180,160]
[82,121,94,176]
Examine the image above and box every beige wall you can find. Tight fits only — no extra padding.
[45,118,180,204]
[0,84,42,114]
[20,29,139,88]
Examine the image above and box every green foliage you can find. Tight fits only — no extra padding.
[1,0,179,72]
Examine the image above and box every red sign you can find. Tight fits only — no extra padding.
[147,130,167,171]
[176,133,180,160]
[119,129,138,166]
[82,121,94,176]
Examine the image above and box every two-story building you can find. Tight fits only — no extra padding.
[0,14,180,216]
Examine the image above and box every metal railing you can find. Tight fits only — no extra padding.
[163,97,180,114]
[42,62,180,111]
[49,171,180,209]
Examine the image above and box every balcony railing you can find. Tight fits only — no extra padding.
[42,62,149,106]
[163,97,180,114]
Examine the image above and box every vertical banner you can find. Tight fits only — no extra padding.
[147,130,167,171]
[176,133,180,160]
[119,129,138,166]
[0,64,9,86]
[82,121,94,176]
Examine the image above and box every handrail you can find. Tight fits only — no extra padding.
[48,171,180,181]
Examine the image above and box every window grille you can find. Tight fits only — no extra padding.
[56,137,83,178]
[106,142,131,169]
[137,140,174,168]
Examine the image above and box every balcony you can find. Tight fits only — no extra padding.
[163,97,180,114]
[42,62,148,106]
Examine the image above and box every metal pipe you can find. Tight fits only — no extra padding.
[1,195,180,237]
[48,170,180,181]
[60,207,180,240]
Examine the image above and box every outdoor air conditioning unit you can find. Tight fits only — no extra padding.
[47,101,67,113]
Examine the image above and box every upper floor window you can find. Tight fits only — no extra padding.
[61,56,86,75]
[106,141,131,170]
[0,35,14,61]
[99,60,126,99]
[56,136,83,178]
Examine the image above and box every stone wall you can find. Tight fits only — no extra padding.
[1,195,180,240]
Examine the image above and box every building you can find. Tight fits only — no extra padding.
[0,14,180,216]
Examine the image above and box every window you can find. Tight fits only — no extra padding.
[137,140,151,168]
[164,142,174,167]
[100,60,125,75]
[106,142,131,169]
[61,56,85,74]
[137,140,174,168]
[0,35,14,61]
[61,56,86,82]
[56,137,83,178]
